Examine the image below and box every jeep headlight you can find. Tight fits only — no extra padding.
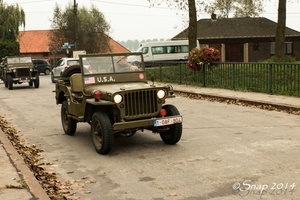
[157,90,166,99]
[114,94,123,104]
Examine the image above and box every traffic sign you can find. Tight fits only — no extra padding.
[59,43,75,50]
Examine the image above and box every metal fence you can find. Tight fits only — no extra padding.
[144,61,300,97]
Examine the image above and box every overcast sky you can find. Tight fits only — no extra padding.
[4,0,300,41]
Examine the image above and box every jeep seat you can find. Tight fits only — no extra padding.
[70,74,83,92]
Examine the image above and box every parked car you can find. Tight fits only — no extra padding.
[32,59,51,75]
[51,57,91,83]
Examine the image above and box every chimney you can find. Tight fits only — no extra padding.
[211,13,216,20]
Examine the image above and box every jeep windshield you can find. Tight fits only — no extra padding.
[79,53,144,76]
[7,57,32,64]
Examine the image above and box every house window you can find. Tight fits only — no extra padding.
[270,42,293,55]
[271,42,275,54]
[253,43,259,50]
[286,42,292,54]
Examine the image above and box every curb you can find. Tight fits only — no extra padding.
[174,89,300,112]
[0,130,50,200]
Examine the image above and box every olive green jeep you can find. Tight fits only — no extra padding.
[55,52,182,155]
[0,56,39,90]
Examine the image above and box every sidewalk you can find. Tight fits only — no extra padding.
[0,85,299,200]
[0,130,50,200]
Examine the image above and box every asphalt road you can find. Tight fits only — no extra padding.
[0,75,299,200]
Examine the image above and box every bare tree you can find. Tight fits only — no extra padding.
[274,0,286,59]
[204,0,234,18]
[187,0,197,50]
[204,0,263,18]
[147,0,201,51]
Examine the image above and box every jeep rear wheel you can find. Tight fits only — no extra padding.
[91,112,113,155]
[7,75,13,90]
[61,65,90,77]
[159,105,182,144]
[29,82,33,86]
[61,101,77,135]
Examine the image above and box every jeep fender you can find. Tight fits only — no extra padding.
[86,99,115,105]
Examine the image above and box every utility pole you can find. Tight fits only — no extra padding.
[73,0,78,51]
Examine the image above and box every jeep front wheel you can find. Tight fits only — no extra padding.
[51,73,55,83]
[61,101,77,135]
[7,75,13,90]
[34,74,39,88]
[91,112,113,155]
[159,105,182,144]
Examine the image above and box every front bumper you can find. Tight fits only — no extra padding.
[13,76,36,82]
[113,115,182,131]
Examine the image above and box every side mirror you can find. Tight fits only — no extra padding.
[150,74,156,85]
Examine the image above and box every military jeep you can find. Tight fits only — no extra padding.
[0,56,39,90]
[55,52,182,155]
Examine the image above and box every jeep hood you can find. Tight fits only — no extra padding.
[84,82,161,96]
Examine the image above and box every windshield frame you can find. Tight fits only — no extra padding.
[79,52,146,86]
[6,56,32,64]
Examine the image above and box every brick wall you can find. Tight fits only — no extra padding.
[248,41,300,62]
[248,42,271,62]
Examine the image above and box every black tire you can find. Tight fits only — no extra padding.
[29,82,33,87]
[44,68,50,75]
[51,73,55,83]
[61,101,77,135]
[34,74,39,88]
[61,65,89,78]
[159,105,182,144]
[4,80,7,88]
[91,112,113,155]
[7,75,13,90]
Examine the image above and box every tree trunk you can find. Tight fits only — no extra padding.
[188,0,197,51]
[274,0,286,59]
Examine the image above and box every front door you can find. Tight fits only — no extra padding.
[226,44,243,62]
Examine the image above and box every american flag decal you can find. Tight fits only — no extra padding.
[84,77,95,84]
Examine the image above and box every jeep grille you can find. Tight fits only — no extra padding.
[123,90,159,119]
[16,68,31,77]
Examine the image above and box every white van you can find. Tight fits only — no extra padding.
[136,40,191,66]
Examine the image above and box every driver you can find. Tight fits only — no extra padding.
[114,56,138,72]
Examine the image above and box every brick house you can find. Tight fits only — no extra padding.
[172,17,300,62]
[18,30,130,64]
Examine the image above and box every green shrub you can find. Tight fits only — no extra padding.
[0,40,19,59]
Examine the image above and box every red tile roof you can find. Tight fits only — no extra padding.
[19,30,129,54]
[106,35,130,53]
[19,30,50,53]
